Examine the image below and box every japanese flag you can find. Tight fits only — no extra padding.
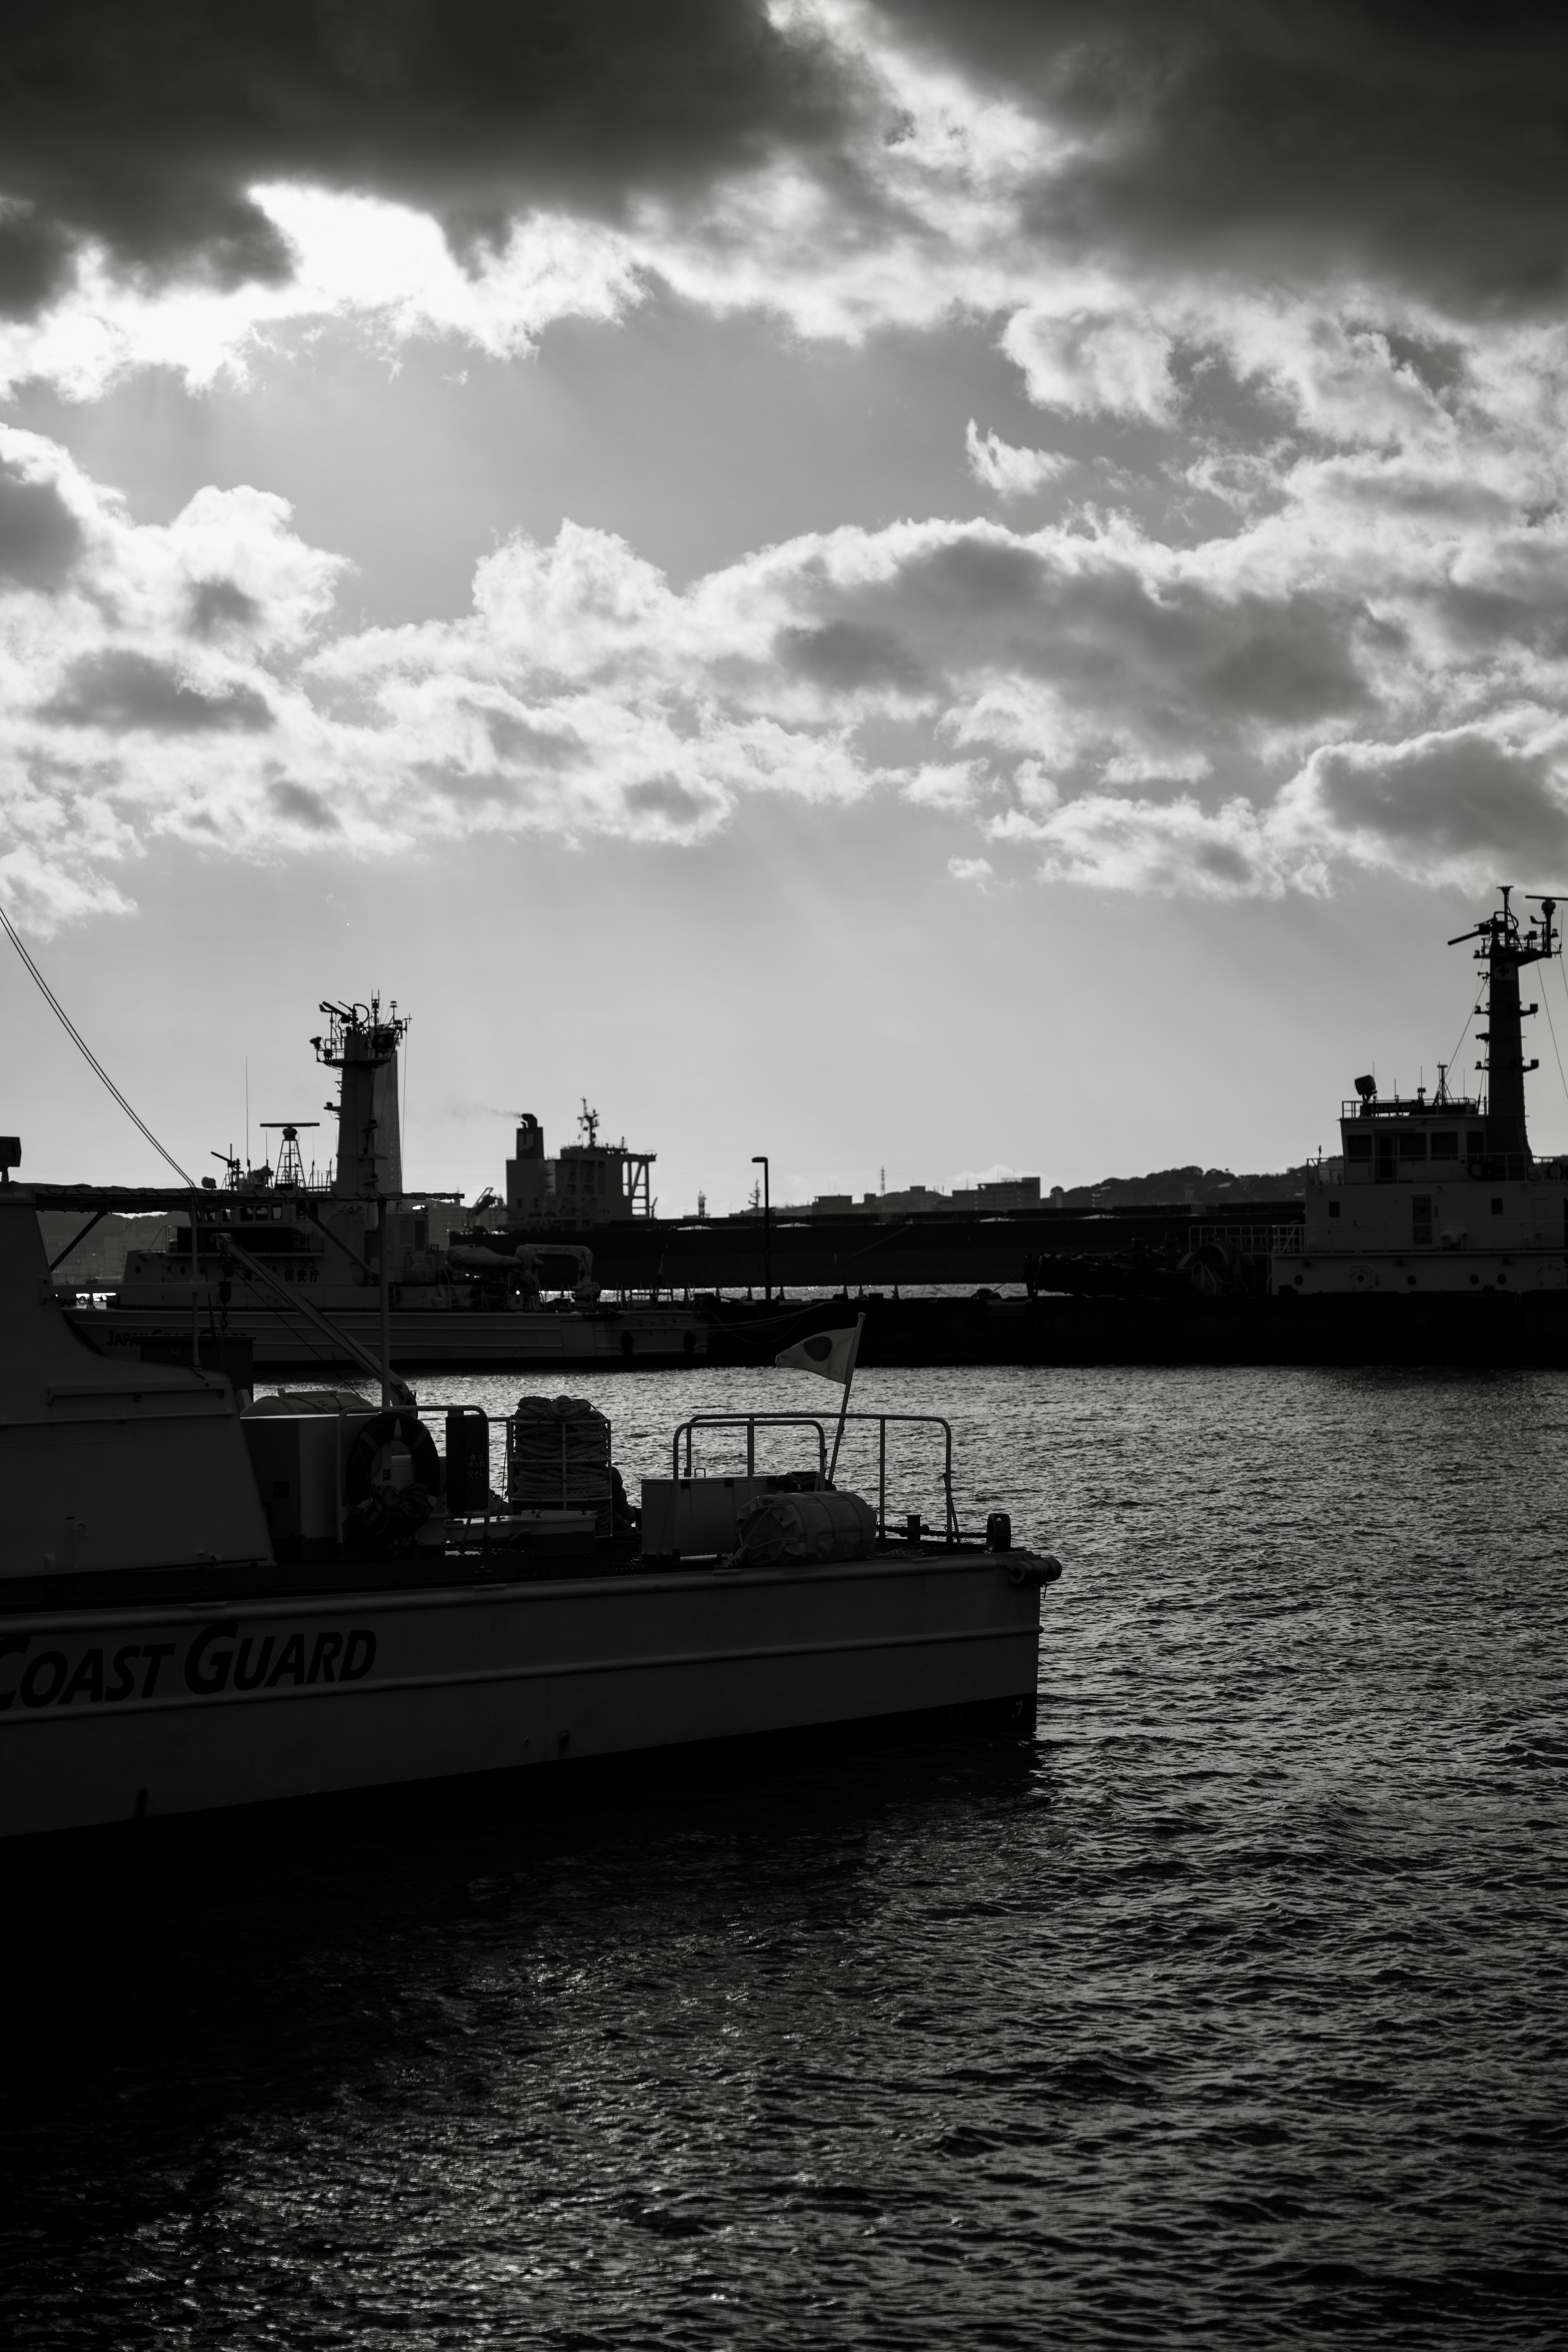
[775,1319,862,1385]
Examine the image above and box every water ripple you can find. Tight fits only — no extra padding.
[2,1364,1566,2347]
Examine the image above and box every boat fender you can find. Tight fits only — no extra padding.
[731,1490,876,1567]
[1007,1554,1063,1589]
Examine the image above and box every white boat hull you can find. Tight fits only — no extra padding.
[1272,1247,1567,1294]
[0,1551,1041,1838]
[81,1303,709,1370]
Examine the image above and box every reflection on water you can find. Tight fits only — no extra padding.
[5,1365,1568,2348]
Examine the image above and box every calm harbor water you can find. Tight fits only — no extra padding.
[4,1363,1567,2348]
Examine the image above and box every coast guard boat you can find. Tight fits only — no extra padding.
[1274,888,1568,1296]
[0,1140,1057,1839]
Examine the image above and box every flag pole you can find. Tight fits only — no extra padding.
[826,1313,865,1487]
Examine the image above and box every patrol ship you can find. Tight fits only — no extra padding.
[92,998,705,1370]
[0,1134,1057,1838]
[1274,888,1568,1296]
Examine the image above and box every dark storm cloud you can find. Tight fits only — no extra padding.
[267,777,338,829]
[621,775,717,827]
[876,0,1568,312]
[777,619,927,692]
[794,530,1376,735]
[13,1,1564,341]
[1304,732,1568,866]
[0,0,862,316]
[0,462,85,588]
[0,207,76,317]
[41,650,274,732]
[481,706,583,770]
[187,577,262,637]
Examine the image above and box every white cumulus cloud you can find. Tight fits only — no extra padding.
[964,421,1069,498]
[7,395,1568,925]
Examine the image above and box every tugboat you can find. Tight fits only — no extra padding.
[93,998,706,1370]
[0,1139,1058,1838]
[1274,888,1568,1296]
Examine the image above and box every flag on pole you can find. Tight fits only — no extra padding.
[775,1324,862,1385]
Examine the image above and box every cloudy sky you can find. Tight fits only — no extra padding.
[8,1,1568,1204]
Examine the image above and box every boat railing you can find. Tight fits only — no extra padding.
[1334,1151,1560,1182]
[1340,1095,1481,1118]
[1190,1223,1303,1256]
[673,1411,958,1541]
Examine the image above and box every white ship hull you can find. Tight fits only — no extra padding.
[1272,1246,1567,1294]
[0,1551,1039,1837]
[82,1303,708,1370]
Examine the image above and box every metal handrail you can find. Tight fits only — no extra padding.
[1191,1223,1303,1255]
[1329,1152,1564,1183]
[672,1410,958,1539]
[675,1414,829,1483]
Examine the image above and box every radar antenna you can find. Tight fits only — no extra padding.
[259,1119,321,1191]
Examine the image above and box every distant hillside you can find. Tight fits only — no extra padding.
[1051,1164,1313,1210]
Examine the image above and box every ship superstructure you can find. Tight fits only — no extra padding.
[505,1101,655,1227]
[118,996,462,1318]
[314,996,405,1197]
[1274,888,1568,1295]
[100,997,701,1367]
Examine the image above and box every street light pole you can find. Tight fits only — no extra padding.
[751,1154,771,1303]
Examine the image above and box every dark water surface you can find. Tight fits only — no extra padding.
[5,1365,1567,2348]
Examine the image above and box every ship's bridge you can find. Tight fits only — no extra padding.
[1339,1087,1489,1183]
[1336,1086,1565,1184]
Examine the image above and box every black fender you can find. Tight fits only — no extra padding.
[1007,1554,1064,1589]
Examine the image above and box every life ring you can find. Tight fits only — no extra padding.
[343,1409,443,1506]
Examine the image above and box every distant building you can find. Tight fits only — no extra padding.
[807,1177,1042,1217]
[948,1177,1042,1213]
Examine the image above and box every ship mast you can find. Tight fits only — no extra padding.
[312,997,408,1198]
[1448,886,1559,1165]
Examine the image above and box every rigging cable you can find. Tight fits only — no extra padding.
[0,903,196,1185]
[1443,975,1484,1100]
[1548,941,1568,1133]
[1541,952,1568,1120]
